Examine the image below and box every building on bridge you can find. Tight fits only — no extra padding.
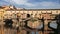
[0,5,60,34]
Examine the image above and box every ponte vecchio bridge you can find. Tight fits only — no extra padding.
[0,6,60,34]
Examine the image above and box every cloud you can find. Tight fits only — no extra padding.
[4,0,35,7]
[11,0,27,4]
[1,0,60,9]
[39,1,60,6]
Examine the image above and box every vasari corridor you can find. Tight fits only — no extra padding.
[0,5,60,34]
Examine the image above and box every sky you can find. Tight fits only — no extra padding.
[0,0,60,9]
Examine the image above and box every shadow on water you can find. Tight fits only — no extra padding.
[4,19,13,29]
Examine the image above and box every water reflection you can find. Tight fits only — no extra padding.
[31,31,38,34]
[49,21,57,29]
[37,23,43,29]
[35,20,57,29]
[31,31,35,34]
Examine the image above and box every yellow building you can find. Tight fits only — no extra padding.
[0,5,60,34]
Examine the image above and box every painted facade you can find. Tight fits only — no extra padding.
[0,6,60,34]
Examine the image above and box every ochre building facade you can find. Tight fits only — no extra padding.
[0,6,60,34]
